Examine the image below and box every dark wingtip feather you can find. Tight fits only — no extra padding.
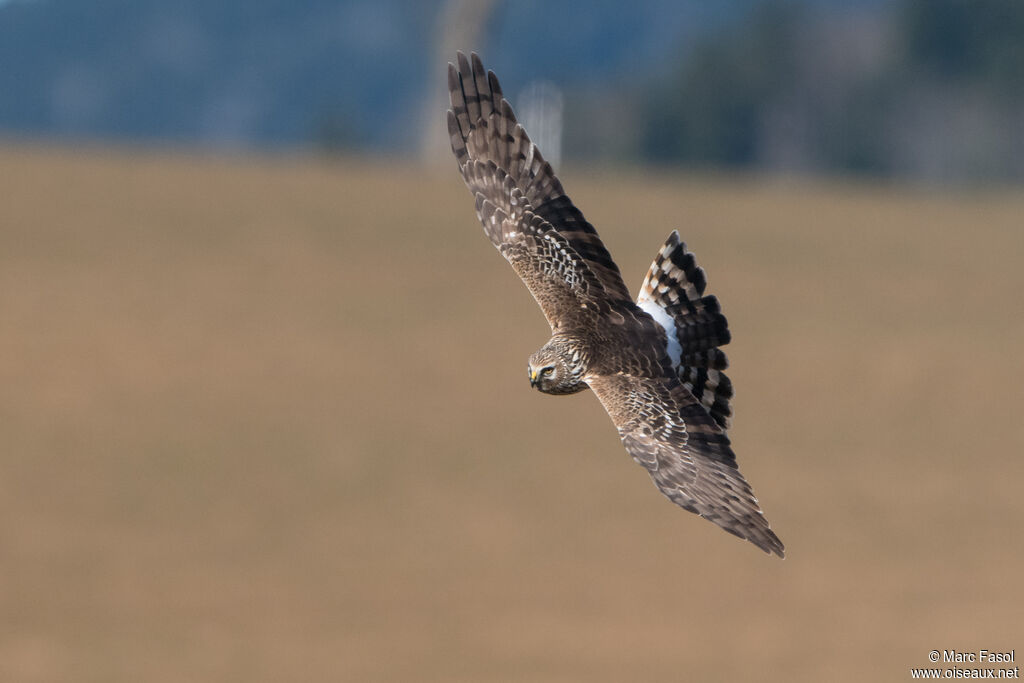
[447,63,460,96]
[456,53,471,89]
[761,529,786,558]
[488,70,502,98]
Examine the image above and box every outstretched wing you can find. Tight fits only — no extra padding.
[447,51,634,318]
[587,372,784,557]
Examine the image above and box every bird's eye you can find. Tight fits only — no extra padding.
[541,366,554,376]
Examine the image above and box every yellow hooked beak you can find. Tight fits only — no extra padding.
[529,368,539,388]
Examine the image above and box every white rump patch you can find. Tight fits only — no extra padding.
[637,298,682,369]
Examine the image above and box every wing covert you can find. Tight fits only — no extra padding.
[467,167,607,332]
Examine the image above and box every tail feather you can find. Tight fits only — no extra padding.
[638,231,735,431]
[664,294,731,353]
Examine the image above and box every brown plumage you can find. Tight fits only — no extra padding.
[447,52,784,558]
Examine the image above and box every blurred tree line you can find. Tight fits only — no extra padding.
[0,0,1020,182]
[608,0,1024,181]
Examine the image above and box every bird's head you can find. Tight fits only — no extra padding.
[528,340,587,395]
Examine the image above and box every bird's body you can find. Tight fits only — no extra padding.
[447,52,784,557]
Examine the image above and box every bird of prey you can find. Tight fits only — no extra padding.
[446,52,784,557]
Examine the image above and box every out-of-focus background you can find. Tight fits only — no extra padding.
[1,1,1022,681]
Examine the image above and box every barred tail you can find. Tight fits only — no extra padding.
[637,231,734,431]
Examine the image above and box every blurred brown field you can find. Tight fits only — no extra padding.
[1,143,1022,682]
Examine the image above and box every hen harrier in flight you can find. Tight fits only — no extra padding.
[447,53,784,557]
